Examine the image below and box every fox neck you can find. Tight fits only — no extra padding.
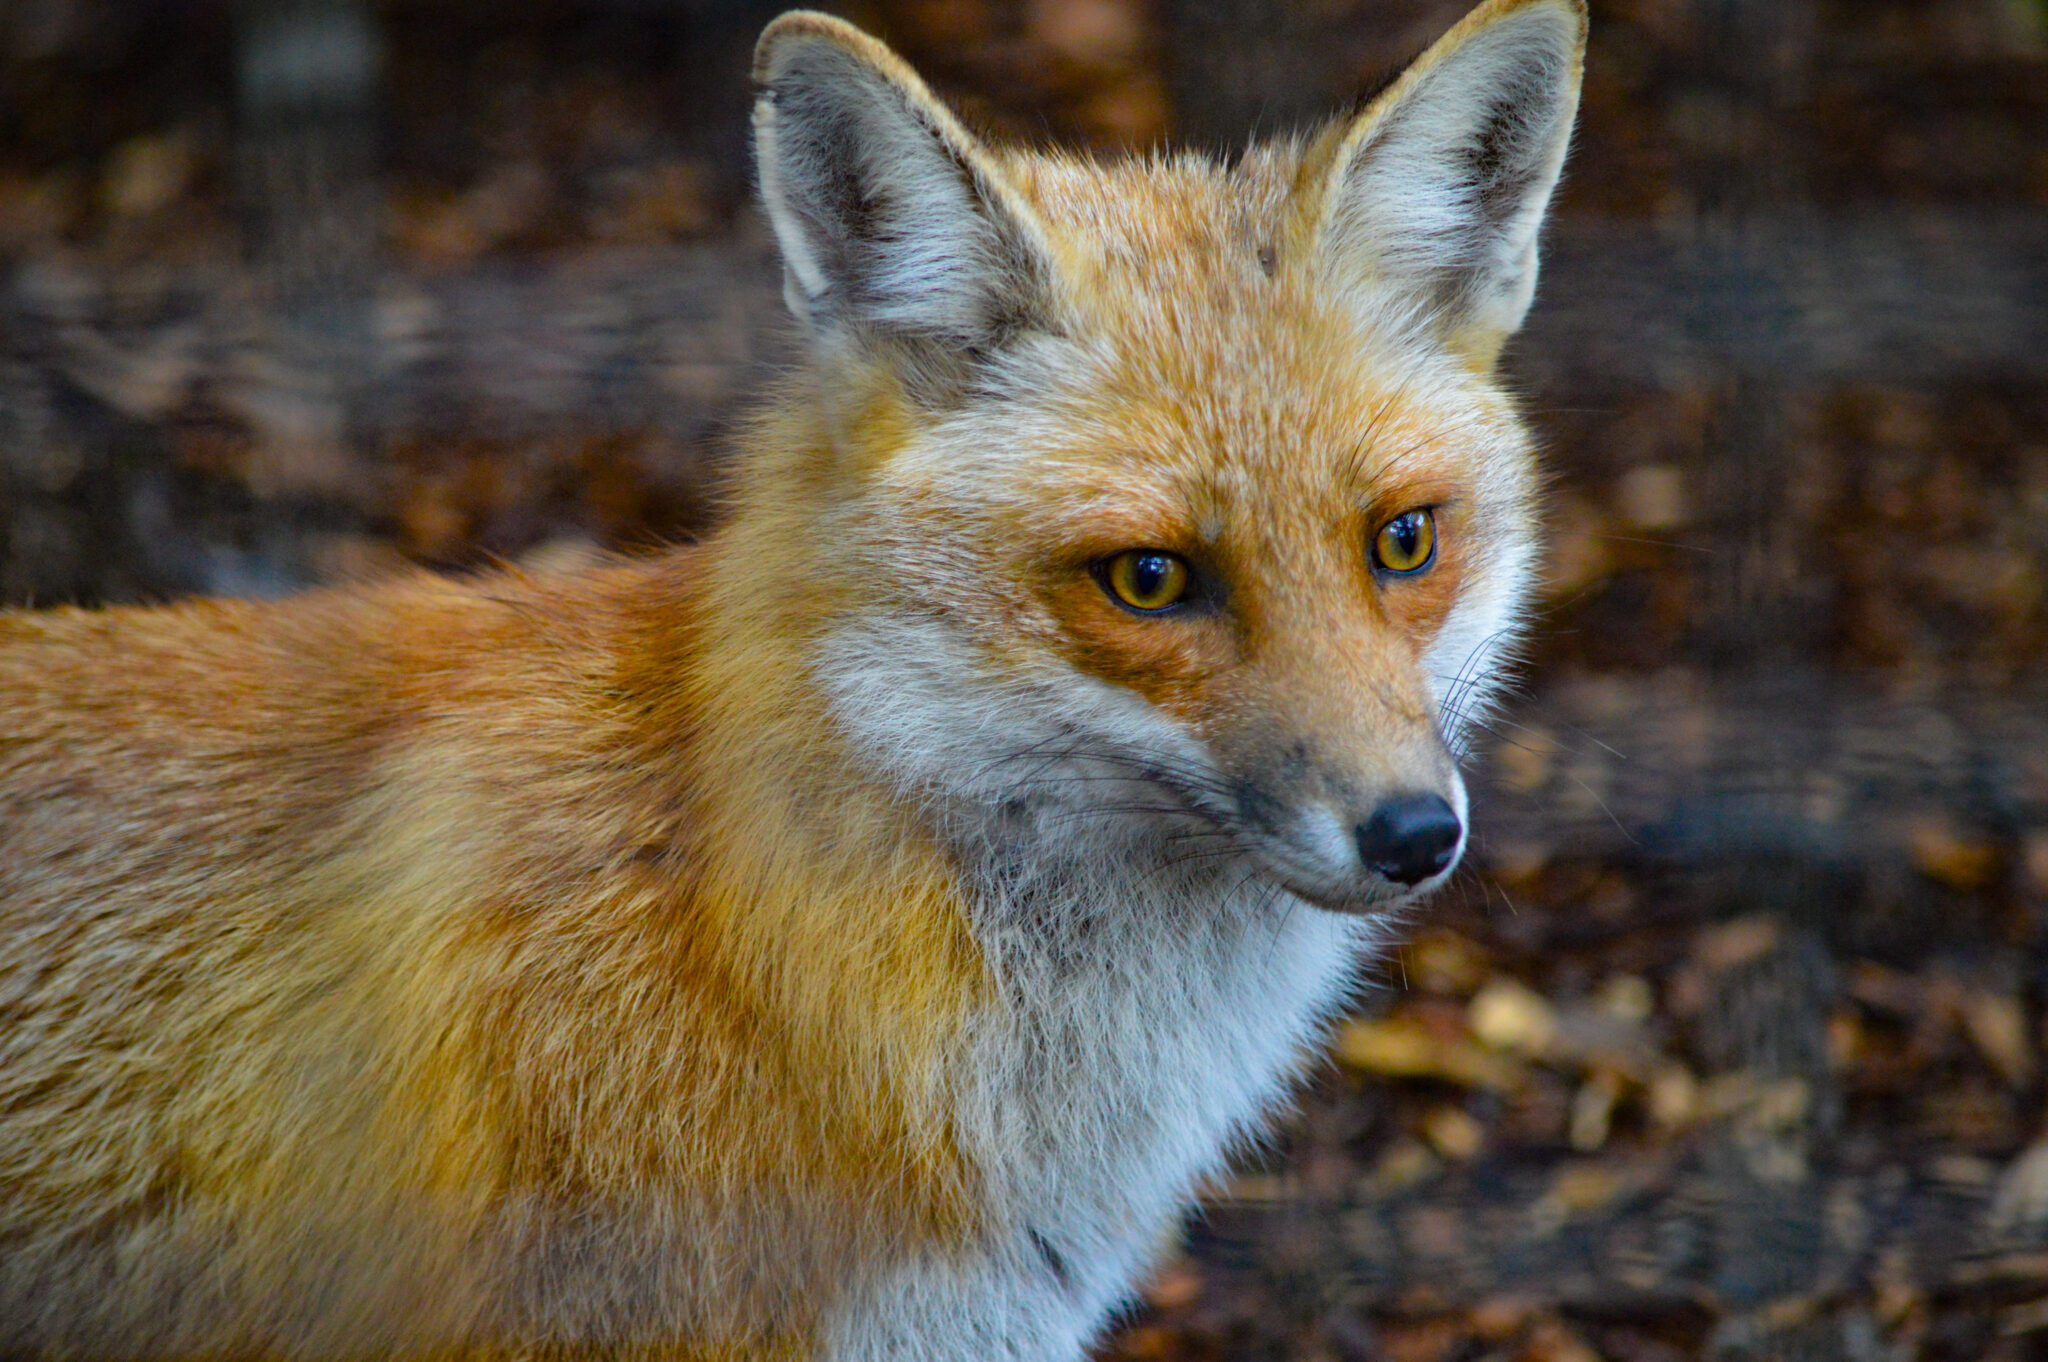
[617,439,989,1131]
[663,401,1379,1300]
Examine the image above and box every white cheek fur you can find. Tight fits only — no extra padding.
[813,611,1378,1358]
[1425,520,1538,761]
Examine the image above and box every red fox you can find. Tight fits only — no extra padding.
[0,1,1583,1355]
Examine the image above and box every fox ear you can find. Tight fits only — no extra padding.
[752,13,1057,380]
[1297,0,1585,367]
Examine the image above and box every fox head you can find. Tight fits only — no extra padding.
[744,0,1583,914]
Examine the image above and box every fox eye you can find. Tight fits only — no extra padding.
[1100,550,1190,613]
[1372,509,1436,575]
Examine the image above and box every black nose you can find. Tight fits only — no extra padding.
[1356,794,1462,886]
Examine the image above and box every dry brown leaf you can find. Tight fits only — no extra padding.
[1594,974,1655,1024]
[1334,1016,1525,1091]
[1367,1138,1442,1193]
[1962,992,2034,1086]
[1906,814,1999,890]
[1695,915,1781,972]
[100,130,196,219]
[1568,1071,1623,1152]
[1421,1106,1485,1161]
[1406,929,1493,995]
[1647,1063,1699,1128]
[1469,978,1559,1057]
[1520,1316,1605,1362]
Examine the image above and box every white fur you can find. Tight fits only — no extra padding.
[1320,2,1582,345]
[1422,489,1541,764]
[752,98,830,320]
[823,863,1363,1359]
[753,31,1050,349]
[814,615,1376,1358]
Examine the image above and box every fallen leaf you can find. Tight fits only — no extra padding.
[1422,1105,1485,1161]
[1962,992,2034,1086]
[1906,814,1999,890]
[1568,1071,1623,1152]
[1335,1016,1525,1091]
[1469,978,1559,1057]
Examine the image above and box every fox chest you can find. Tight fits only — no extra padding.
[822,878,1370,1359]
[987,896,1363,1282]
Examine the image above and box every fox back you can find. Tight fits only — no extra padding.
[0,2,1584,1357]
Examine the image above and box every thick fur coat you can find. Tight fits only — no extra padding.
[0,2,1584,1356]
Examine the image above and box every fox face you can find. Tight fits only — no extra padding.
[752,0,1580,915]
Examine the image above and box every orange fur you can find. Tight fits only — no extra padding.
[0,564,982,1354]
[0,2,1585,1355]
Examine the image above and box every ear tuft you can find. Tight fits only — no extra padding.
[1302,0,1586,365]
[752,12,1054,374]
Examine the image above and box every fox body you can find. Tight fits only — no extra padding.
[0,2,1584,1357]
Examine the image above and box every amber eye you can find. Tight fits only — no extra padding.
[1372,508,1436,575]
[1101,550,1190,613]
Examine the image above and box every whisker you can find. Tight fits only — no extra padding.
[1593,533,1715,556]
[1568,769,1639,846]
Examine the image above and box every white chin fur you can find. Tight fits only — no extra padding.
[811,610,1380,1357]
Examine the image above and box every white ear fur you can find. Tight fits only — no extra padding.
[752,13,1054,358]
[1307,0,1585,364]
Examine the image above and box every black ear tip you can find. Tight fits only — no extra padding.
[753,12,842,84]
[754,10,901,84]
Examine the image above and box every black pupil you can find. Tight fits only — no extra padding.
[1388,514,1423,562]
[1133,554,1172,599]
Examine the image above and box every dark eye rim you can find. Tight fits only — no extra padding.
[1371,506,1439,576]
[1091,549,1195,615]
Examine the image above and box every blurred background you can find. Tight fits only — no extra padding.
[3,0,2047,1357]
